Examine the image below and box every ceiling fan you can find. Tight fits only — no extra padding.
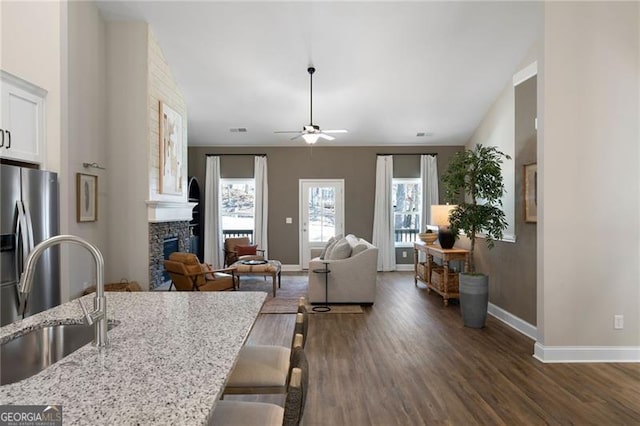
[274,66,348,144]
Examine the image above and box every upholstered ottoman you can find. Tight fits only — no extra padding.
[232,260,282,297]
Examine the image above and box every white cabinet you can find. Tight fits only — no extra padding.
[0,70,47,165]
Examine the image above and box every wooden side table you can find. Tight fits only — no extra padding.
[413,242,470,306]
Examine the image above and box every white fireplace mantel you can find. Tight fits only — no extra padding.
[146,200,197,223]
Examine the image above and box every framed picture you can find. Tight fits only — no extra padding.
[524,163,537,223]
[159,101,184,195]
[77,173,98,222]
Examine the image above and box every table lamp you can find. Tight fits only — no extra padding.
[430,204,457,249]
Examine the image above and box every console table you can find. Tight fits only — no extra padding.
[413,242,470,306]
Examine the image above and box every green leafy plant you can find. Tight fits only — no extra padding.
[442,144,511,272]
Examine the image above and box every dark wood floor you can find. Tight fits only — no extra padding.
[233,272,640,425]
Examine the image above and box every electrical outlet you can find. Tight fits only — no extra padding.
[402,251,407,258]
[614,315,624,330]
[285,217,293,224]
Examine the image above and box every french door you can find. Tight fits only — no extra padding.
[299,179,344,268]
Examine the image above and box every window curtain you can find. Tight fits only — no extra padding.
[372,155,396,271]
[204,156,223,268]
[253,156,268,257]
[420,154,439,231]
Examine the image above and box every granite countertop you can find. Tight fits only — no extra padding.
[0,291,267,425]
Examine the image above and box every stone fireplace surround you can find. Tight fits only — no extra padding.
[146,199,197,289]
[148,221,190,290]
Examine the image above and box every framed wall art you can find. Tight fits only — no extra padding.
[524,163,537,223]
[159,101,184,195]
[77,173,98,222]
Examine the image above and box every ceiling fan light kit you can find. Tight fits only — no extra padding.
[274,66,348,144]
[301,133,320,145]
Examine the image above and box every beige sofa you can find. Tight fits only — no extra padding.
[308,234,378,305]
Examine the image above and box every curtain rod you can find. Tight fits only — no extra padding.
[205,154,267,157]
[376,153,438,156]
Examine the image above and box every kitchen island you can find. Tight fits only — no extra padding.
[0,291,267,425]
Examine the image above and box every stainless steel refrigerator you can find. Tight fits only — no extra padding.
[1,164,59,326]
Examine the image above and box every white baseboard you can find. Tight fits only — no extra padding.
[533,343,640,363]
[281,264,303,272]
[285,264,416,272]
[487,303,537,341]
[395,264,415,272]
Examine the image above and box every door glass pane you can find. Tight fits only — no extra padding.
[308,187,335,242]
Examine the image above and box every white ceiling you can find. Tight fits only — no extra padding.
[96,1,542,147]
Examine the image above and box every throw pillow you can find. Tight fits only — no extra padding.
[351,243,369,256]
[328,238,352,260]
[323,234,343,259]
[201,263,215,280]
[236,244,258,256]
[319,236,336,260]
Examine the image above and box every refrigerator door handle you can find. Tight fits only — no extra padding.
[22,201,35,252]
[16,201,30,273]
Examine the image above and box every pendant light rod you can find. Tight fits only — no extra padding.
[308,66,315,126]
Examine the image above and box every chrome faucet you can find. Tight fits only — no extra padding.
[18,235,109,347]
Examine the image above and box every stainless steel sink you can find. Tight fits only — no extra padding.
[1,322,117,386]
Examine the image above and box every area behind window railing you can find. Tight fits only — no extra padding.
[223,229,254,241]
[395,228,418,243]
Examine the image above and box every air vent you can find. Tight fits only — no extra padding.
[416,132,434,137]
[229,128,248,133]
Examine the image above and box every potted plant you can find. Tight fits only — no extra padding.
[441,144,510,328]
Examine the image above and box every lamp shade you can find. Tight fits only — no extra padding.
[301,133,319,145]
[430,204,457,226]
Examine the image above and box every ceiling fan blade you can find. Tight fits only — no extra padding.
[319,133,335,141]
[290,134,302,141]
[322,129,348,134]
[274,131,302,134]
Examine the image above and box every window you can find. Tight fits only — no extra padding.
[392,178,422,246]
[220,179,255,241]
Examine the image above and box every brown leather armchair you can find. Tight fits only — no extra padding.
[223,237,265,267]
[164,252,236,291]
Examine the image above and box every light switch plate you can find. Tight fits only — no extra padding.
[285,217,293,224]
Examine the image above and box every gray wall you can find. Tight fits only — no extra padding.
[188,145,462,265]
[474,76,537,325]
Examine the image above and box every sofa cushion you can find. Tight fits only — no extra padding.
[319,236,336,260]
[345,234,359,247]
[351,243,370,256]
[323,234,342,259]
[328,238,352,260]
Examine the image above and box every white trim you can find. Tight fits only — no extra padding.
[533,343,640,363]
[395,264,414,272]
[281,264,303,272]
[487,303,537,340]
[501,233,516,243]
[395,242,416,248]
[1,70,48,97]
[298,179,345,267]
[146,200,197,222]
[474,232,517,243]
[513,61,538,86]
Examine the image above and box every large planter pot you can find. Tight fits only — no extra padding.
[459,273,489,328]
